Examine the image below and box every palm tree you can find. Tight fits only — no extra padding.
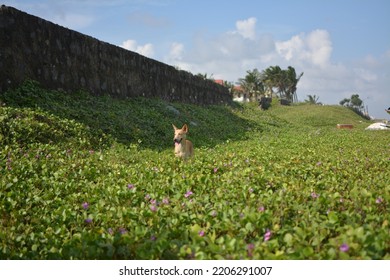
[305,94,321,104]
[284,66,303,102]
[238,68,264,101]
[261,66,303,102]
[262,65,282,97]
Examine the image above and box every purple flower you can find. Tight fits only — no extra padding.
[316,161,322,166]
[210,210,217,217]
[249,188,254,193]
[150,235,157,241]
[127,184,134,189]
[264,229,272,241]
[339,243,349,252]
[150,205,158,212]
[198,230,205,237]
[82,202,89,210]
[84,218,92,224]
[258,206,265,212]
[213,167,218,173]
[145,194,151,201]
[150,199,157,205]
[311,192,319,198]
[107,228,114,235]
[375,197,383,204]
[118,228,127,235]
[162,198,170,205]
[184,190,193,198]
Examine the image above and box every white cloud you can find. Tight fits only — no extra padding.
[306,30,332,66]
[168,42,185,61]
[235,17,257,40]
[120,39,154,57]
[275,29,332,67]
[164,17,274,80]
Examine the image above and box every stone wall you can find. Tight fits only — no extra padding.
[0,6,232,105]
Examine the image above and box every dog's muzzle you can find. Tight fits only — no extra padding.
[174,138,182,145]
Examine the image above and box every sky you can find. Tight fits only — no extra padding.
[3,0,390,119]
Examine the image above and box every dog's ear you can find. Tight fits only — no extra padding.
[182,124,188,132]
[172,124,178,130]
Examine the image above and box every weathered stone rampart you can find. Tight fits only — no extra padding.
[0,5,232,105]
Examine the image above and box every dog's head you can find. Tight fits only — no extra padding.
[172,124,188,145]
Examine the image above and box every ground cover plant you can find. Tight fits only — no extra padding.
[0,81,389,259]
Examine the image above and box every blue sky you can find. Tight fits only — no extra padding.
[3,0,390,119]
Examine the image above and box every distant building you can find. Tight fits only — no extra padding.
[214,79,224,86]
[232,85,249,102]
[214,79,250,102]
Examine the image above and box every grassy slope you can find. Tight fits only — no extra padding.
[0,81,372,150]
[269,102,370,128]
[0,80,262,150]
[1,81,389,260]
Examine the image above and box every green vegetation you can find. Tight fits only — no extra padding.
[1,81,389,259]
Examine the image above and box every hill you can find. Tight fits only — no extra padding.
[0,81,388,260]
[269,102,370,128]
[0,80,371,150]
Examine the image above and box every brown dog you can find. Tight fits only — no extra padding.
[172,124,194,159]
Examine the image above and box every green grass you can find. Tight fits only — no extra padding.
[0,81,389,259]
[269,102,369,128]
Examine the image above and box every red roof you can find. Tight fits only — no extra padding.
[233,85,244,92]
[214,79,224,85]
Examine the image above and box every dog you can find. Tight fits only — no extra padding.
[172,124,194,159]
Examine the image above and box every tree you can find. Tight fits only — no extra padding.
[262,65,282,97]
[284,66,303,102]
[305,94,321,105]
[350,94,363,109]
[261,66,303,102]
[339,98,350,106]
[238,68,264,101]
[339,94,363,110]
[339,94,369,119]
